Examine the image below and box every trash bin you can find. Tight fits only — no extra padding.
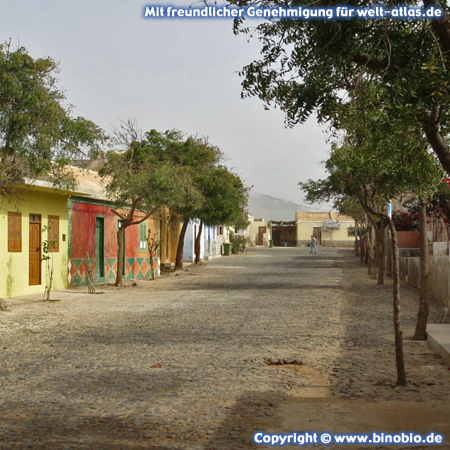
[223,243,232,255]
[269,239,273,248]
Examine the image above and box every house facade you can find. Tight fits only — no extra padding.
[0,183,73,298]
[68,168,161,286]
[183,220,223,262]
[247,216,272,247]
[296,211,356,248]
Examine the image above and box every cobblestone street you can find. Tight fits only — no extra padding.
[1,247,449,449]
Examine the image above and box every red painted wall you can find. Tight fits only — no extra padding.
[70,200,155,258]
[71,201,118,259]
[397,231,420,249]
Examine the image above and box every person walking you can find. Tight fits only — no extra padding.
[310,235,318,253]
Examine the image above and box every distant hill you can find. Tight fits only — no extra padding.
[247,191,319,222]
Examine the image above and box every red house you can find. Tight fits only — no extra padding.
[68,168,160,286]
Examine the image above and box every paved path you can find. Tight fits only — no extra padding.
[1,247,449,449]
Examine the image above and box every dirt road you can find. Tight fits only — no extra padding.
[1,247,449,449]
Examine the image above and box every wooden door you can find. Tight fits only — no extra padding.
[256,226,267,246]
[29,215,41,285]
[95,217,105,279]
[313,226,322,245]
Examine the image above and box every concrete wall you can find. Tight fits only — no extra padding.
[0,189,69,298]
[400,255,450,305]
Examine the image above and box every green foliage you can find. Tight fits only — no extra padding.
[195,166,249,228]
[300,83,444,218]
[0,42,106,195]
[229,231,248,254]
[100,128,200,218]
[146,131,222,221]
[227,0,450,173]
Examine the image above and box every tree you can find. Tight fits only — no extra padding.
[41,224,57,301]
[0,41,105,195]
[226,0,450,174]
[100,126,195,285]
[147,229,163,281]
[150,134,222,271]
[193,166,249,264]
[300,86,443,385]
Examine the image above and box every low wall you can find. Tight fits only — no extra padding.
[400,255,450,305]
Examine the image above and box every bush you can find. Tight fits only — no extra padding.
[230,232,247,254]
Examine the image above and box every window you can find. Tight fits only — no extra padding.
[139,222,147,252]
[47,215,60,252]
[8,212,22,252]
[347,226,356,237]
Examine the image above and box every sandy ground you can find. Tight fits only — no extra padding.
[0,247,449,449]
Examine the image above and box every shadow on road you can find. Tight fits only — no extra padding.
[202,391,286,450]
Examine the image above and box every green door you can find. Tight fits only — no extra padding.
[95,217,105,279]
[118,219,126,276]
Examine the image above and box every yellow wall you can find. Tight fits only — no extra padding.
[297,221,355,247]
[0,189,69,298]
[159,207,181,267]
[247,220,271,246]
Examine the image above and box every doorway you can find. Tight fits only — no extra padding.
[256,226,266,246]
[313,227,322,245]
[29,214,42,285]
[95,217,105,279]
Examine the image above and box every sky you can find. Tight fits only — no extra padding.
[3,0,331,208]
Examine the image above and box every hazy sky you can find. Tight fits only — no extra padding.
[3,0,331,207]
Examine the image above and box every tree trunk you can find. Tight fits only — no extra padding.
[413,199,430,340]
[368,224,376,278]
[422,0,450,63]
[376,220,385,285]
[116,225,125,286]
[195,221,204,264]
[387,217,407,386]
[422,108,450,175]
[175,220,189,271]
[364,235,369,264]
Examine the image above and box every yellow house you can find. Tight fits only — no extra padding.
[247,216,271,247]
[296,211,355,248]
[0,181,80,298]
